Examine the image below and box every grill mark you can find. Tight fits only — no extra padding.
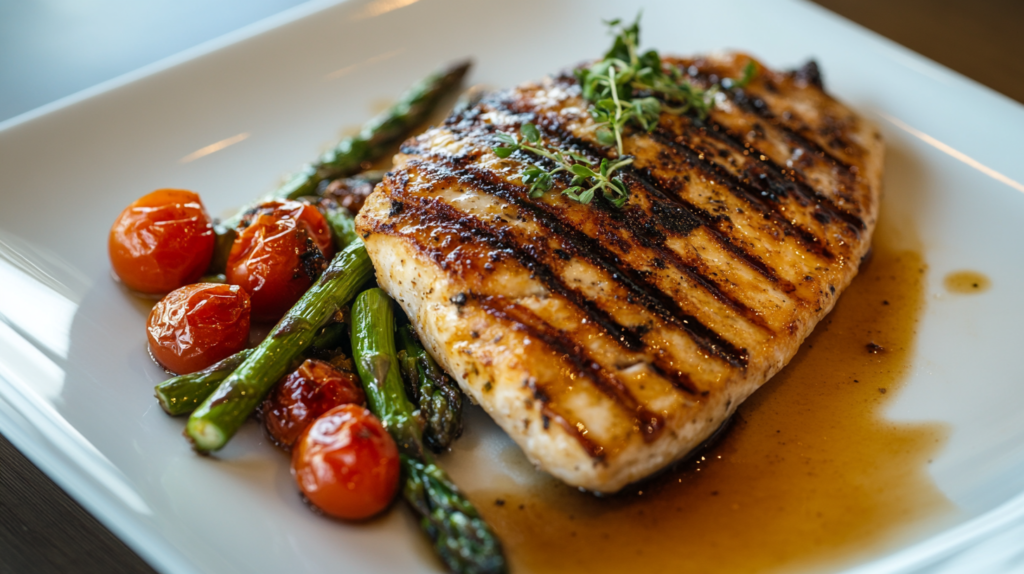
[526,121,796,321]
[546,62,863,232]
[699,118,866,233]
[628,165,803,294]
[388,168,701,395]
[668,257,774,333]
[447,159,749,369]
[386,179,644,351]
[523,112,800,298]
[648,128,836,261]
[597,201,775,334]
[717,80,858,173]
[476,295,665,446]
[648,361,700,398]
[542,405,605,459]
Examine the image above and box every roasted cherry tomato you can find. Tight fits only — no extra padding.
[291,405,400,521]
[147,283,250,374]
[261,358,365,450]
[109,189,215,294]
[225,200,334,322]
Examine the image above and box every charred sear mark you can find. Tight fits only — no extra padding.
[649,201,702,235]
[630,167,800,296]
[505,120,774,334]
[296,231,328,282]
[376,175,705,394]
[647,128,836,261]
[698,119,866,233]
[727,84,858,173]
[388,200,404,216]
[387,186,646,351]
[430,109,750,366]
[450,160,749,369]
[522,116,797,297]
[476,295,664,444]
[792,60,824,89]
[542,405,605,459]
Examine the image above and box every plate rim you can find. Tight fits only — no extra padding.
[1,1,1023,573]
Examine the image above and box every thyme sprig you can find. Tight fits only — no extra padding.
[489,16,758,210]
[493,123,633,208]
[576,14,757,156]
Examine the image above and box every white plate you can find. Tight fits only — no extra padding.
[2,0,1024,572]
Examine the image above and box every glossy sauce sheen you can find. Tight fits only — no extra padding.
[464,223,951,574]
[944,270,991,294]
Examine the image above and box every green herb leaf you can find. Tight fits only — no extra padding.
[735,60,758,89]
[577,12,727,156]
[570,164,596,178]
[495,132,517,145]
[596,128,616,146]
[521,123,541,144]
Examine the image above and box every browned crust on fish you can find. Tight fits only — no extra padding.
[357,53,883,493]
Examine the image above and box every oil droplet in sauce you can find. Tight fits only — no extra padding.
[462,223,952,574]
[944,271,991,294]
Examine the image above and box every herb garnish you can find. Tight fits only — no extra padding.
[493,123,633,208]
[491,14,758,209]
[575,14,720,156]
[728,60,759,90]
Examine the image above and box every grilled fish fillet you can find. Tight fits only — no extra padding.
[356,53,883,493]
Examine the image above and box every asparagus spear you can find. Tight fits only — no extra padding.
[216,61,470,233]
[322,204,361,251]
[397,324,463,452]
[155,349,254,416]
[291,60,470,195]
[352,289,506,574]
[186,242,372,452]
[155,322,349,416]
[402,456,506,574]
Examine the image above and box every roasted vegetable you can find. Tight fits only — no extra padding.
[352,289,506,574]
[397,324,463,452]
[185,241,372,452]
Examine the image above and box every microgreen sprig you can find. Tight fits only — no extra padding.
[724,60,759,90]
[576,14,757,156]
[493,123,633,208]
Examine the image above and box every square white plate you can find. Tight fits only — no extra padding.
[2,0,1023,572]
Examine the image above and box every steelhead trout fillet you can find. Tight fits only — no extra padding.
[357,53,883,493]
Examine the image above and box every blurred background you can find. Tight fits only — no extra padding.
[0,0,1021,124]
[0,0,1021,572]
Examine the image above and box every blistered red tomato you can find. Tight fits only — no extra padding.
[225,200,334,322]
[291,405,400,520]
[147,283,250,374]
[109,189,215,294]
[261,358,366,450]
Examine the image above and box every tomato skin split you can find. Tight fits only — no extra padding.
[291,405,400,521]
[109,189,215,294]
[226,200,334,323]
[147,283,251,375]
[261,359,366,450]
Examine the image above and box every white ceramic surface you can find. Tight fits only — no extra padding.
[1,0,1023,572]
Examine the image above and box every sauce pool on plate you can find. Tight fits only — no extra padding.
[943,270,991,294]
[451,221,953,574]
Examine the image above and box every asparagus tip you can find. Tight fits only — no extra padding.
[443,59,473,83]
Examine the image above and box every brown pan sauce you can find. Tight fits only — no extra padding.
[463,219,953,574]
[943,271,991,294]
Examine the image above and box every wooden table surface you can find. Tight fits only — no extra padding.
[1,1,1021,572]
